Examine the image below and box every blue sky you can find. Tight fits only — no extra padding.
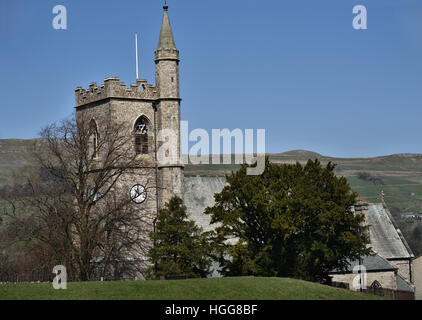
[1,0,421,157]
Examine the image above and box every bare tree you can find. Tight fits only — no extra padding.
[3,114,153,281]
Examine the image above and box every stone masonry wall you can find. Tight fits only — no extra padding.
[155,60,179,98]
[388,259,412,283]
[75,80,159,230]
[330,271,397,291]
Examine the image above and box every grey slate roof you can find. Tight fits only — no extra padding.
[365,204,414,260]
[183,177,414,261]
[396,274,414,292]
[184,177,227,232]
[330,254,397,274]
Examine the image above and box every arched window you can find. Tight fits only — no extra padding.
[90,119,99,158]
[134,116,150,155]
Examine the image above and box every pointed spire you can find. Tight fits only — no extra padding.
[155,5,179,61]
[157,5,176,50]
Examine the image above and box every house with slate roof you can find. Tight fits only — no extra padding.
[329,254,412,291]
[329,201,414,297]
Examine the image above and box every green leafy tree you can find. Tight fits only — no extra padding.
[205,157,371,282]
[148,196,212,279]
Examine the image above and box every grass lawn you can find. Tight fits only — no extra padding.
[0,277,385,300]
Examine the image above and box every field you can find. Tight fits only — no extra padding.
[0,277,385,300]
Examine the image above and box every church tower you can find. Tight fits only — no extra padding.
[74,5,183,219]
[155,5,184,207]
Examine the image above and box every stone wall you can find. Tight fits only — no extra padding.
[75,73,185,212]
[75,77,158,107]
[331,271,397,291]
[388,259,412,283]
[413,256,422,300]
[155,60,179,98]
[155,47,183,207]
[76,82,159,220]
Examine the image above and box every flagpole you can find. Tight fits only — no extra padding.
[135,32,139,79]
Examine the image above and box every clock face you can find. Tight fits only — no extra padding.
[130,184,147,204]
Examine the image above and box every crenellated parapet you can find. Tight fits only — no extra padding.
[155,48,179,61]
[75,77,159,107]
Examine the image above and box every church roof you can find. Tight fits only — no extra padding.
[183,177,414,261]
[330,254,397,274]
[396,274,414,292]
[157,6,177,51]
[184,176,227,232]
[364,204,414,260]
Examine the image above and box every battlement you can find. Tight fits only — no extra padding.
[75,77,159,107]
[155,48,179,61]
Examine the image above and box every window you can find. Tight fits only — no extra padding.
[370,280,382,289]
[90,119,99,158]
[134,116,150,155]
[135,134,148,154]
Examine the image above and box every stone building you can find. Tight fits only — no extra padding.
[413,255,422,300]
[73,6,417,291]
[361,202,414,282]
[75,5,183,221]
[328,201,415,297]
[184,177,417,293]
[329,254,411,292]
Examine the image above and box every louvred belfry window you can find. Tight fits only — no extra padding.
[134,116,149,155]
[90,119,99,158]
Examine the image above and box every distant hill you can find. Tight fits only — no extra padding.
[184,151,422,207]
[2,139,422,210]
[0,139,39,186]
[2,138,422,254]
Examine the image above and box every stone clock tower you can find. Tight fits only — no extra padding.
[74,5,183,219]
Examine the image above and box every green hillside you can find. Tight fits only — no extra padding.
[183,151,422,213]
[0,139,38,186]
[0,277,385,300]
[1,139,422,253]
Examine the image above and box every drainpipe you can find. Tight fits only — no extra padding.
[152,102,159,276]
[409,259,413,283]
[153,102,159,232]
